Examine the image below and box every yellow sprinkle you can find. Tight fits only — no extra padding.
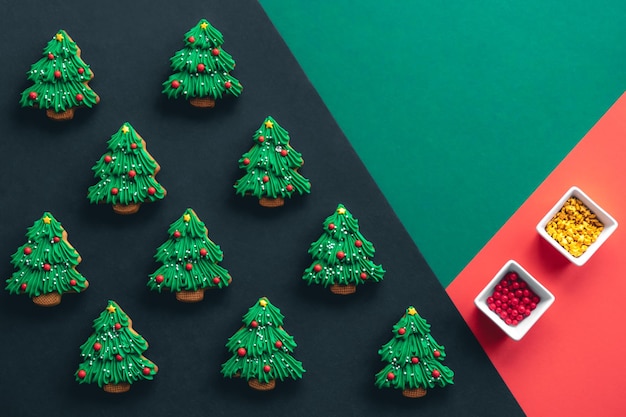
[545,197,603,257]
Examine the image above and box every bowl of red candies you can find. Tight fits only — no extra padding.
[474,260,555,341]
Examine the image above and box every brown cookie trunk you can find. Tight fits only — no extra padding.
[112,203,142,215]
[32,292,62,307]
[402,387,427,398]
[46,108,75,121]
[259,197,284,208]
[330,283,356,295]
[103,382,131,394]
[248,378,276,391]
[176,289,206,303]
[190,96,216,108]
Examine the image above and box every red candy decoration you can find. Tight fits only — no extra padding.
[130,143,137,149]
[76,93,84,101]
[93,342,102,351]
[78,67,85,74]
[171,80,180,89]
[114,323,122,330]
[70,279,77,286]
[212,277,221,285]
[104,155,112,163]
[262,175,269,183]
[53,236,60,243]
[397,328,406,335]
[128,170,136,178]
[148,187,156,195]
[263,365,271,373]
[250,320,258,328]
[336,251,346,260]
[258,136,265,143]
[197,63,205,72]
[142,367,151,376]
[28,92,38,100]
[355,240,363,247]
[110,188,119,195]
[173,230,181,238]
[237,348,246,357]
[200,248,208,257]
[432,370,441,378]
[20,283,27,291]
[187,36,195,43]
[486,271,541,327]
[433,350,441,358]
[387,372,395,380]
[280,149,288,156]
[212,48,220,56]
[313,264,322,272]
[47,53,54,60]
[116,354,123,361]
[242,158,250,165]
[286,184,294,192]
[77,370,86,379]
[53,70,61,79]
[328,223,336,230]
[411,357,419,364]
[360,272,368,280]
[275,340,283,349]
[24,247,32,255]
[43,263,51,271]
[155,275,164,284]
[225,81,232,89]
[185,263,193,271]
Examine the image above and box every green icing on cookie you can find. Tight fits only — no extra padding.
[147,208,231,296]
[221,297,305,385]
[234,116,311,205]
[87,122,166,211]
[162,19,242,102]
[375,307,454,395]
[302,204,384,292]
[75,300,158,390]
[5,212,88,304]
[19,30,99,114]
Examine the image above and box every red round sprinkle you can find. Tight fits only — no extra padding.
[286,184,294,192]
[147,187,156,195]
[24,247,32,255]
[360,272,368,280]
[328,223,336,230]
[53,236,60,243]
[411,357,419,364]
[173,231,181,238]
[128,170,136,178]
[508,272,518,281]
[280,149,288,156]
[355,240,363,247]
[171,80,180,89]
[212,277,221,285]
[116,354,123,362]
[155,275,164,284]
[142,367,151,376]
[28,91,38,100]
[262,175,269,183]
[76,93,83,101]
[93,342,102,351]
[433,350,441,358]
[212,48,220,56]
[224,81,232,89]
[275,340,283,349]
[78,67,85,74]
[397,328,406,335]
[114,323,122,330]
[110,188,119,195]
[187,36,195,43]
[313,264,322,272]
[77,370,86,379]
[185,263,193,271]
[200,248,208,257]
[47,53,54,60]
[196,63,205,72]
[69,279,77,286]
[53,70,61,79]
[237,348,246,357]
[432,370,441,378]
[43,263,51,271]
[250,320,258,328]
[242,158,250,165]
[387,372,395,380]
[104,155,112,163]
[258,136,265,143]
[20,283,27,291]
[263,365,271,373]
[336,251,345,260]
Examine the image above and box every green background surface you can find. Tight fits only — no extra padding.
[259,1,626,287]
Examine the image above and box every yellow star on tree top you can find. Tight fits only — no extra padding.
[183,214,191,222]
[259,298,268,307]
[407,307,417,316]
[106,304,117,313]
[264,120,274,129]
[121,125,130,134]
[55,33,64,42]
[337,207,346,215]
[42,216,51,224]
[200,21,209,30]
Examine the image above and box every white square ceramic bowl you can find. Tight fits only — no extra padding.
[536,186,618,266]
[474,260,555,341]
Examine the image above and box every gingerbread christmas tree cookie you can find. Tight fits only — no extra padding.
[147,208,232,303]
[5,212,89,307]
[162,19,243,108]
[75,300,158,393]
[302,204,384,294]
[20,30,99,121]
[87,122,166,215]
[234,116,311,207]
[221,297,305,391]
[375,306,454,398]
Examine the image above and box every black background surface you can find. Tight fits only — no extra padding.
[0,1,523,416]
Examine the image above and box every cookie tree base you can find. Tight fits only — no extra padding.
[46,108,74,121]
[402,387,427,398]
[32,292,62,307]
[175,289,205,303]
[259,197,284,207]
[248,379,276,391]
[112,203,141,215]
[103,382,131,394]
[330,284,356,295]
[189,97,216,108]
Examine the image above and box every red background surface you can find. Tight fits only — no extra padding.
[447,92,626,416]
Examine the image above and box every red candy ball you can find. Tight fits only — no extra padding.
[197,63,205,72]
[313,264,322,272]
[212,277,221,285]
[43,263,51,271]
[263,365,271,373]
[200,248,208,257]
[355,240,363,247]
[69,279,77,286]
[258,136,265,143]
[387,372,395,380]
[336,251,345,260]
[280,149,288,156]
[116,354,123,362]
[286,184,294,192]
[212,48,220,56]
[397,328,406,335]
[128,170,136,178]
[360,272,368,280]
[433,350,441,358]
[148,187,156,195]
[130,143,137,149]
[224,81,232,89]
[155,275,164,284]
[110,187,119,195]
[171,80,180,89]
[24,247,32,254]
[328,223,336,230]
[20,283,27,291]
[53,236,60,243]
[185,263,193,271]
[104,155,112,163]
[28,92,38,100]
[432,370,441,378]
[53,70,61,78]
[411,357,419,364]
[187,36,195,43]
[78,67,85,74]
[76,93,83,101]
[142,367,151,376]
[114,323,122,330]
[250,320,258,328]
[242,158,250,165]
[262,175,269,183]
[173,231,181,238]
[77,370,86,379]
[275,340,283,349]
[47,53,54,60]
[237,348,246,357]
[93,342,102,351]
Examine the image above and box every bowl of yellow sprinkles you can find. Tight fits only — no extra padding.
[536,186,618,266]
